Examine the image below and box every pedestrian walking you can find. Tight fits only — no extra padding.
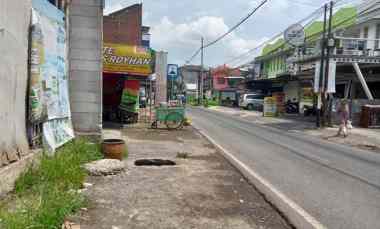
[337,99,350,137]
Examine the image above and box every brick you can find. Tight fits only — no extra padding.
[70,60,102,72]
[0,152,9,167]
[69,48,101,61]
[69,5,102,17]
[69,15,101,29]
[70,0,103,7]
[69,70,101,82]
[6,150,19,163]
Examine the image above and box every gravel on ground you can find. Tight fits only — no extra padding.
[74,125,292,229]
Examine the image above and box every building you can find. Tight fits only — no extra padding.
[252,2,380,124]
[102,4,157,123]
[211,65,244,106]
[179,65,201,100]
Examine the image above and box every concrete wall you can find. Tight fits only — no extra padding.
[103,4,142,45]
[68,0,103,135]
[155,51,168,104]
[0,0,31,167]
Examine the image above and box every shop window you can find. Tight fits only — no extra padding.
[375,24,380,49]
[364,27,369,39]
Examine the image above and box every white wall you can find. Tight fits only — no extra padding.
[0,0,31,164]
[359,20,380,49]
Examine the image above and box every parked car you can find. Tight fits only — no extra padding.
[239,93,265,111]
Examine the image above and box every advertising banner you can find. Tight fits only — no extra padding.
[119,80,140,113]
[263,97,277,117]
[43,119,75,153]
[103,43,155,76]
[30,0,74,151]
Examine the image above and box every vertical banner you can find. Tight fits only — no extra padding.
[314,61,320,93]
[120,80,140,113]
[327,60,336,93]
[30,0,74,152]
[29,11,47,122]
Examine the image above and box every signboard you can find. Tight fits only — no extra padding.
[167,64,178,80]
[284,24,305,47]
[263,97,277,117]
[119,80,140,113]
[327,61,336,93]
[314,61,321,93]
[103,43,155,76]
[31,0,74,152]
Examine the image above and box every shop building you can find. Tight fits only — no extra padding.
[211,65,244,106]
[252,2,380,124]
[102,3,158,124]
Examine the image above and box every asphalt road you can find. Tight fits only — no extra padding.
[188,107,380,229]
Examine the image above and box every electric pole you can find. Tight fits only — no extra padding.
[200,37,204,105]
[197,37,204,105]
[324,1,334,127]
[316,3,328,128]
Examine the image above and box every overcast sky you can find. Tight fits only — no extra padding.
[104,0,348,67]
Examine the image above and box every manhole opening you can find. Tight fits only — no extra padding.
[134,159,176,166]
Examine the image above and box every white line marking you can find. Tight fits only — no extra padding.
[195,124,327,229]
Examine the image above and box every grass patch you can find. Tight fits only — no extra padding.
[203,99,219,108]
[0,138,103,229]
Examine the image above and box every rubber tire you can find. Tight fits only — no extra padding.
[151,121,158,129]
[165,112,184,130]
[247,104,254,111]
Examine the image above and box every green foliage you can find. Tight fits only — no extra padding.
[0,138,102,229]
[204,99,219,107]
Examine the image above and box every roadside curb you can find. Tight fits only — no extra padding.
[193,125,327,229]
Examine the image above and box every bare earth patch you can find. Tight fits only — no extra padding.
[76,125,292,229]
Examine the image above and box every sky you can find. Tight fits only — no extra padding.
[104,0,343,67]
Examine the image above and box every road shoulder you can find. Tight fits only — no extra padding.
[76,125,291,229]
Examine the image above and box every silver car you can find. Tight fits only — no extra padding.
[239,93,265,111]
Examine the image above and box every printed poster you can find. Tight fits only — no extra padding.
[30,0,74,151]
[119,80,140,113]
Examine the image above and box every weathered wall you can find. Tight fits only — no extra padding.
[155,51,168,104]
[0,0,31,166]
[68,0,103,135]
[103,4,142,46]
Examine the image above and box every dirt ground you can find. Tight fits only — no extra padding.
[75,125,292,229]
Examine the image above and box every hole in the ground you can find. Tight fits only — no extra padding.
[134,159,176,166]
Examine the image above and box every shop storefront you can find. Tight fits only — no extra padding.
[103,43,155,124]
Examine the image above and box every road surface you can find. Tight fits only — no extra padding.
[188,107,380,229]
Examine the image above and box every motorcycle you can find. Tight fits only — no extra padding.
[303,105,317,116]
[285,101,299,114]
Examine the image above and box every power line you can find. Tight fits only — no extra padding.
[184,0,269,64]
[229,0,364,68]
[224,3,326,66]
[233,1,371,69]
[203,0,269,48]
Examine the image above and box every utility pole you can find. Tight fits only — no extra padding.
[200,37,204,105]
[324,1,334,127]
[316,3,328,128]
